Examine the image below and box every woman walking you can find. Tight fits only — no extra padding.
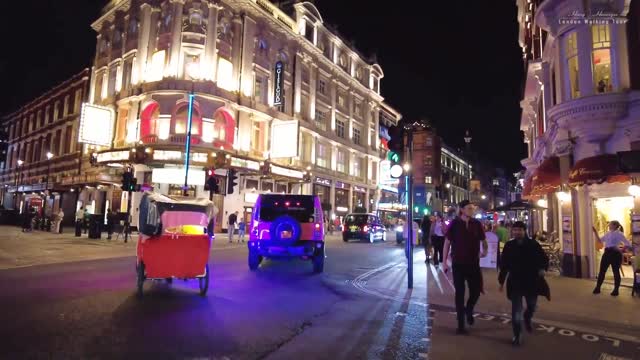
[592,221,632,296]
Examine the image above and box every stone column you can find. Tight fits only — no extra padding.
[240,15,256,97]
[364,188,370,211]
[330,78,337,130]
[168,0,185,78]
[542,62,552,128]
[310,135,316,165]
[231,15,243,91]
[577,25,594,98]
[309,64,318,121]
[145,7,161,73]
[137,3,153,82]
[572,185,593,278]
[203,3,220,81]
[348,91,354,140]
[330,182,336,218]
[373,104,380,151]
[609,23,631,91]
[348,185,353,213]
[293,53,303,116]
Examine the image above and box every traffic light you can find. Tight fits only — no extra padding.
[226,169,238,195]
[387,126,404,179]
[121,167,137,192]
[205,169,220,194]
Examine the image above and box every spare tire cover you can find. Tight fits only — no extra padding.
[269,215,302,245]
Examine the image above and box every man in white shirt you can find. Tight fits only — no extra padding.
[592,221,632,296]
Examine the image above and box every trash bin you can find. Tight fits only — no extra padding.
[88,214,103,239]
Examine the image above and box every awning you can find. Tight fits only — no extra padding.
[531,156,560,195]
[569,154,630,186]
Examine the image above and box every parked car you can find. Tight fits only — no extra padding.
[248,194,325,273]
[342,213,386,243]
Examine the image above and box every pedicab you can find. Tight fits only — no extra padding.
[136,192,215,297]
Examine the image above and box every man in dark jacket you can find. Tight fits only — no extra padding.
[498,221,549,346]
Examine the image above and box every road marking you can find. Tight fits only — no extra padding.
[428,263,444,294]
[598,354,631,360]
[418,353,428,359]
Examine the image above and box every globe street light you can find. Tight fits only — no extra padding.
[46,152,54,189]
[16,159,24,186]
[481,194,486,200]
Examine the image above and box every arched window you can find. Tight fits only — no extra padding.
[189,12,202,26]
[173,101,202,136]
[139,102,160,142]
[211,108,236,149]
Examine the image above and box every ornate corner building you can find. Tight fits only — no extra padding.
[81,0,400,229]
[517,0,640,278]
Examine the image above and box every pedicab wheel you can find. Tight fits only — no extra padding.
[136,262,146,297]
[198,264,210,296]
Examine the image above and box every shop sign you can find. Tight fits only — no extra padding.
[380,184,399,193]
[270,120,299,158]
[378,202,406,211]
[379,160,399,185]
[78,103,115,146]
[314,177,332,186]
[336,206,349,212]
[353,185,367,193]
[244,192,259,204]
[97,150,131,163]
[335,181,350,190]
[231,157,260,171]
[151,167,205,186]
[271,165,304,179]
[273,61,284,106]
[153,150,182,161]
[193,153,208,163]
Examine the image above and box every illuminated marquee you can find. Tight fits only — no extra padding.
[231,157,260,171]
[96,150,131,163]
[271,165,304,179]
[79,103,115,146]
[153,150,182,161]
[273,61,284,106]
[379,160,399,185]
[270,120,299,158]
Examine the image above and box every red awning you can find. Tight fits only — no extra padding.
[531,156,561,195]
[569,154,631,186]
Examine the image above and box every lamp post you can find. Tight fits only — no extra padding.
[16,159,23,187]
[183,70,198,197]
[43,152,54,229]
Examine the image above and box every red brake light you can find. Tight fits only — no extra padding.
[285,201,290,207]
[363,225,369,232]
[315,223,320,230]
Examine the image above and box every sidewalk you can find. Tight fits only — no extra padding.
[0,226,246,270]
[356,251,640,359]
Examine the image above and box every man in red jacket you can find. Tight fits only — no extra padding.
[443,200,488,335]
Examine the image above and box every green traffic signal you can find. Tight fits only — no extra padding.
[388,151,400,163]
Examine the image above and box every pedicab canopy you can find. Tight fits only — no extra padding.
[139,191,215,237]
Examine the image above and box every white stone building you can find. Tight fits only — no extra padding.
[85,0,401,231]
[518,0,640,278]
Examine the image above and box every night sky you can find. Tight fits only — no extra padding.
[1,0,527,173]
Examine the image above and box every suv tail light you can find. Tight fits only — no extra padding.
[315,223,321,230]
[363,225,369,233]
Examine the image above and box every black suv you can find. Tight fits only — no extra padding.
[342,213,386,243]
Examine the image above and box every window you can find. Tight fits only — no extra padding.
[371,161,377,182]
[162,13,172,32]
[337,150,347,173]
[147,50,165,82]
[28,115,35,132]
[353,128,361,145]
[317,143,328,168]
[217,58,234,91]
[353,101,362,117]
[317,79,326,95]
[75,89,83,113]
[493,179,500,186]
[339,54,348,69]
[425,154,433,166]
[252,121,262,152]
[356,67,363,81]
[565,31,580,99]
[425,176,432,184]
[353,157,362,178]
[254,74,267,104]
[592,25,612,93]
[202,119,214,143]
[301,66,309,84]
[315,109,327,131]
[65,125,73,154]
[123,59,134,90]
[129,17,138,35]
[94,73,104,101]
[108,65,118,95]
[336,119,345,138]
[63,95,70,116]
[37,111,43,128]
[53,101,60,121]
[426,137,433,146]
[337,93,346,108]
[53,130,61,155]
[189,12,202,26]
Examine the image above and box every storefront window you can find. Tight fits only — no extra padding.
[317,143,328,168]
[352,191,366,209]
[245,179,259,191]
[565,31,580,99]
[174,104,201,135]
[337,150,347,173]
[261,180,273,192]
[169,184,195,197]
[592,25,612,94]
[335,189,349,210]
[313,184,330,205]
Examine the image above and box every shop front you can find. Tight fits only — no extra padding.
[352,185,367,212]
[313,176,332,217]
[335,181,350,223]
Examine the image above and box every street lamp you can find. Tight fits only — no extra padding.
[46,152,53,188]
[16,159,24,186]
[481,194,486,200]
[43,152,54,228]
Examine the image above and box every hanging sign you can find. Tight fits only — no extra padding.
[273,61,284,106]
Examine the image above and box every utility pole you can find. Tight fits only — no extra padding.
[405,127,414,289]
[183,83,195,196]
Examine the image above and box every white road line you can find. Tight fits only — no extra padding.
[428,264,444,294]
